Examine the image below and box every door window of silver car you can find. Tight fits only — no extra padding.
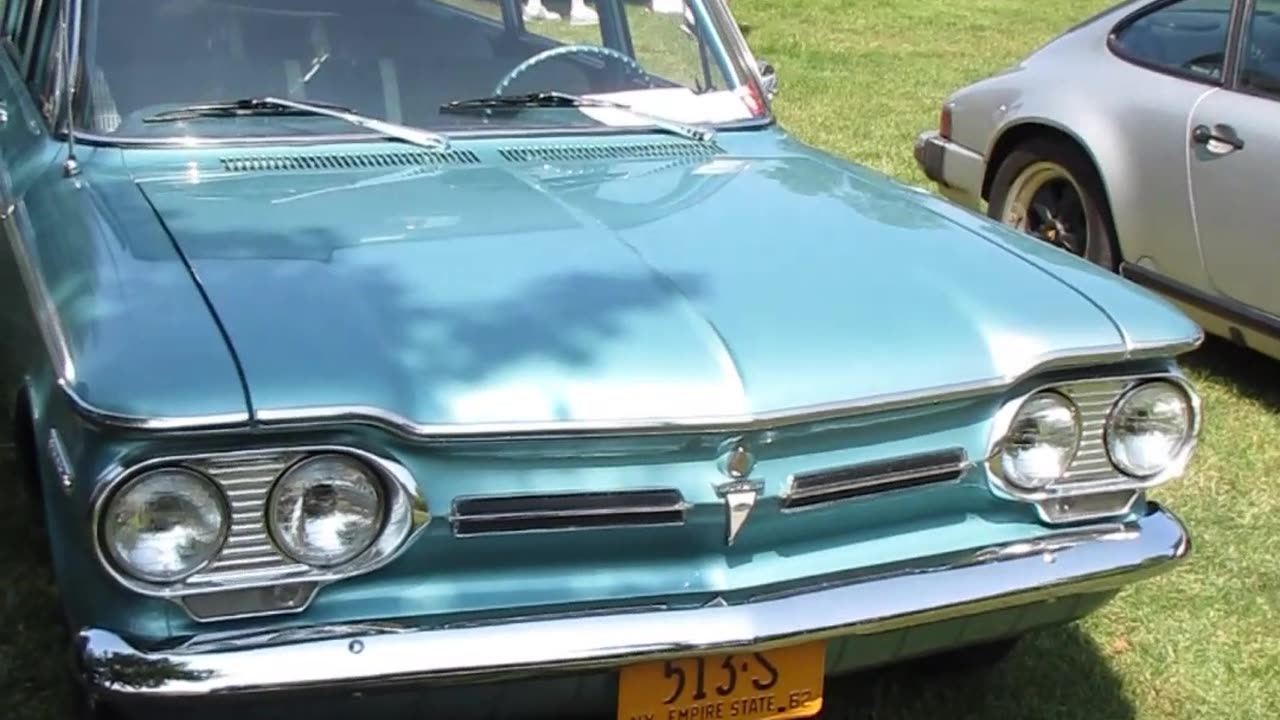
[1110,0,1234,82]
[1241,0,1280,98]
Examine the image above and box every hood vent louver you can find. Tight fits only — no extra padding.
[220,150,481,173]
[451,489,689,536]
[498,141,725,164]
[782,448,969,511]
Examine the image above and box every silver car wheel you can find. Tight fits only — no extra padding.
[998,161,1090,257]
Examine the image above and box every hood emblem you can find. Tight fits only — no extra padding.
[715,442,763,547]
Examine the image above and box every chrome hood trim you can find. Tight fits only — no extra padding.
[250,341,1192,441]
[60,336,1200,437]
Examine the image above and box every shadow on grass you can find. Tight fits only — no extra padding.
[1181,336,1280,410]
[822,626,1133,720]
[0,447,1132,720]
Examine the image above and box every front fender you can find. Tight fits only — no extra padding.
[953,48,1207,287]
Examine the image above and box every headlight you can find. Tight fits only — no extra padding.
[1107,381,1193,477]
[268,454,384,567]
[998,391,1081,490]
[103,468,228,583]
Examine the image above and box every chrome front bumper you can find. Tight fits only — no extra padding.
[914,130,986,209]
[79,503,1189,702]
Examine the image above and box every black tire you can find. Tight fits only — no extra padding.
[987,137,1118,271]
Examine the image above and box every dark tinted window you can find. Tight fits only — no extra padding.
[1241,0,1280,98]
[1112,0,1234,81]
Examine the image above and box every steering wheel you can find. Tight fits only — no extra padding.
[493,45,650,96]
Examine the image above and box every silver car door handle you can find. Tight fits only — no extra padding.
[1191,123,1244,152]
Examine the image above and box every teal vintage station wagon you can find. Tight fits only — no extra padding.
[1,0,1202,718]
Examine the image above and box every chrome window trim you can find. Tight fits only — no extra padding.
[16,0,47,76]
[703,0,769,106]
[89,445,429,621]
[985,370,1202,503]
[66,118,775,150]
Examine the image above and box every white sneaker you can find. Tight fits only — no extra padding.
[569,3,599,25]
[523,2,561,21]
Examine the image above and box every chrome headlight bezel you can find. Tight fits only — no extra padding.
[990,390,1083,491]
[91,446,428,622]
[266,453,388,568]
[1105,380,1197,480]
[987,372,1201,517]
[99,467,230,583]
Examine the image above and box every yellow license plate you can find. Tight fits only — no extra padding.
[616,642,825,720]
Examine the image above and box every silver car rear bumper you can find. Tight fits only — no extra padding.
[914,130,986,209]
[78,503,1189,702]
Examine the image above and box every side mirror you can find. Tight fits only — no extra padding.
[757,59,778,100]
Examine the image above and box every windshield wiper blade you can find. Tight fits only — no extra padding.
[143,96,451,150]
[441,91,585,111]
[440,91,715,142]
[143,97,359,121]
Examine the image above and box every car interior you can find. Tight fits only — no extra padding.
[1112,2,1234,78]
[83,0,697,134]
[1242,3,1280,94]
[1112,0,1279,90]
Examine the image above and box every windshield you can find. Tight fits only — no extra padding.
[79,0,766,141]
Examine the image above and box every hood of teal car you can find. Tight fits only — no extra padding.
[131,146,1127,427]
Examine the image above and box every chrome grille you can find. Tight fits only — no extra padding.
[451,490,689,536]
[1057,379,1129,486]
[782,448,968,511]
[186,453,310,586]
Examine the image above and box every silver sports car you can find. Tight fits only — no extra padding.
[915,0,1280,359]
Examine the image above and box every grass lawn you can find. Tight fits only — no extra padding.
[3,0,1280,718]
[738,0,1280,717]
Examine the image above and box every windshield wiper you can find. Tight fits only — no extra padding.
[143,97,359,121]
[143,97,450,150]
[440,91,715,143]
